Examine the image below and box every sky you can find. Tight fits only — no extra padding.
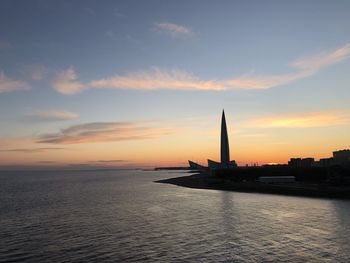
[0,0,350,168]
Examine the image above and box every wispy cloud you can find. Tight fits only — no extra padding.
[89,68,223,91]
[292,43,350,72]
[0,147,64,153]
[52,67,84,95]
[37,121,173,144]
[25,110,79,122]
[91,159,129,163]
[223,70,312,90]
[224,43,350,90]
[0,72,31,93]
[38,161,59,164]
[53,43,350,94]
[153,22,193,38]
[245,111,350,128]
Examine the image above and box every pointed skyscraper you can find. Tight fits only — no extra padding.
[220,110,230,166]
[199,110,237,170]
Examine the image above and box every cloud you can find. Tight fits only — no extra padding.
[53,43,350,94]
[91,160,129,163]
[0,147,64,153]
[89,68,223,91]
[37,121,173,144]
[153,22,193,37]
[25,110,79,122]
[52,67,85,95]
[224,43,350,90]
[0,72,31,93]
[246,111,350,128]
[291,43,350,72]
[223,70,312,90]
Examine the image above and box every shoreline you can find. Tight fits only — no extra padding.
[155,173,350,199]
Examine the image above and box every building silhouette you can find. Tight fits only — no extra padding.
[288,149,350,168]
[189,110,237,169]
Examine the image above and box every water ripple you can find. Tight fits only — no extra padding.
[1,170,350,262]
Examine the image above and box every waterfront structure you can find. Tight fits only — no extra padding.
[188,160,206,170]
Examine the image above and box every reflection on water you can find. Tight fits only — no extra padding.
[0,170,350,262]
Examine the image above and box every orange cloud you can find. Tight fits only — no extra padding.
[223,70,312,90]
[292,43,350,72]
[52,43,350,94]
[89,68,224,91]
[245,111,350,128]
[0,147,64,153]
[52,67,84,95]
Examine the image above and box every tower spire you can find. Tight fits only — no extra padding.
[221,109,230,166]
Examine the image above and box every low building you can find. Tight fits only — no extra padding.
[188,160,206,170]
[208,159,237,169]
[288,158,314,167]
[319,157,334,167]
[288,158,302,167]
[333,149,350,165]
[301,158,315,167]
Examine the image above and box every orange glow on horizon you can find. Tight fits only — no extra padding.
[0,111,349,168]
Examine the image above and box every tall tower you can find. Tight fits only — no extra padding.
[220,110,230,166]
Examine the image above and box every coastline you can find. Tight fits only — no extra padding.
[155,172,350,199]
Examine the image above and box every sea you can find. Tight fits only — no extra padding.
[1,169,350,262]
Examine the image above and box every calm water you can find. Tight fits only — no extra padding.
[1,170,350,262]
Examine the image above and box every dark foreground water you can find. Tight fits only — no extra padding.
[1,170,350,262]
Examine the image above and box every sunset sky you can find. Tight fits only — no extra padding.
[1,0,350,168]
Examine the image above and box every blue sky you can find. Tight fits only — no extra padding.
[0,0,350,167]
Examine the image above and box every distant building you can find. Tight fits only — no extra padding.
[207,159,237,169]
[288,158,301,167]
[189,110,237,170]
[333,149,350,165]
[288,157,314,167]
[207,110,237,169]
[319,158,334,167]
[301,158,315,167]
